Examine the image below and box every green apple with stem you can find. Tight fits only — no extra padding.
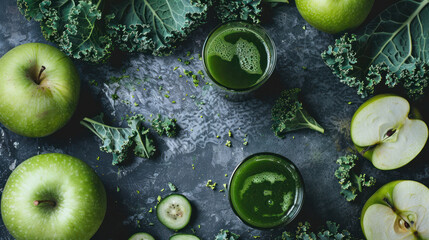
[351,94,428,170]
[295,0,375,33]
[0,43,80,137]
[361,180,429,240]
[1,153,106,240]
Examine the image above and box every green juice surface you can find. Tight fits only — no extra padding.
[229,154,303,228]
[204,27,269,90]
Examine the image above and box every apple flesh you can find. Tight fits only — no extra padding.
[295,0,375,33]
[361,180,429,240]
[0,43,80,137]
[351,94,428,170]
[1,153,106,240]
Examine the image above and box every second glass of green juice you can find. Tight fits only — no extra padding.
[228,153,304,229]
[203,21,276,95]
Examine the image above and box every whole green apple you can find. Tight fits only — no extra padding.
[351,94,428,170]
[1,153,106,240]
[295,0,375,33]
[361,180,429,240]
[0,43,80,137]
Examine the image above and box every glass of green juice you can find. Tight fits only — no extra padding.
[202,21,276,96]
[228,153,304,229]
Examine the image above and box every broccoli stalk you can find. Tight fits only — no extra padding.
[271,88,324,138]
[334,154,375,202]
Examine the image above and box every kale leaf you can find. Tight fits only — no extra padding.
[321,0,429,99]
[209,0,289,24]
[214,229,240,240]
[335,154,375,202]
[17,0,288,62]
[272,88,324,138]
[150,114,179,137]
[18,0,208,62]
[275,221,359,240]
[81,114,155,165]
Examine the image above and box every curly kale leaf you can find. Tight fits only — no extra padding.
[81,114,155,165]
[335,154,375,202]
[150,114,179,137]
[272,88,324,138]
[275,221,358,240]
[214,229,240,240]
[207,0,288,23]
[17,0,208,62]
[321,0,429,99]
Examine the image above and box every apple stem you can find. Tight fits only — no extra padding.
[34,200,56,207]
[37,66,46,84]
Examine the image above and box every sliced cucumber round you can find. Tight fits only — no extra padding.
[129,232,155,240]
[157,194,192,230]
[169,233,200,240]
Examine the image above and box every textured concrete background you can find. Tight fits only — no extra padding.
[0,0,428,239]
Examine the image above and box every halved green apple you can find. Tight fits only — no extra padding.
[361,180,429,240]
[351,94,428,170]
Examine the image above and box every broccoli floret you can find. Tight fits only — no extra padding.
[335,154,376,202]
[271,88,324,138]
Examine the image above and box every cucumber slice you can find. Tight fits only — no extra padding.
[157,194,192,230]
[169,234,200,240]
[129,232,155,240]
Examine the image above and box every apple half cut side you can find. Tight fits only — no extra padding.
[351,94,428,170]
[361,180,429,240]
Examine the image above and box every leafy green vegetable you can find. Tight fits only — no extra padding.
[18,0,208,62]
[209,0,288,24]
[18,0,289,62]
[214,229,240,240]
[321,0,429,99]
[335,154,375,202]
[81,114,155,165]
[150,114,179,137]
[275,221,358,240]
[271,88,324,138]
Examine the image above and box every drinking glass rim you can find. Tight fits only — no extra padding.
[202,21,277,93]
[227,152,305,229]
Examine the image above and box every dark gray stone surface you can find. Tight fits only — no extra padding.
[0,0,427,239]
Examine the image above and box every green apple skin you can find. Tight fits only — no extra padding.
[295,0,375,34]
[361,180,429,239]
[1,153,106,240]
[0,43,80,137]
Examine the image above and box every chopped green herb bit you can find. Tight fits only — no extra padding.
[161,188,165,192]
[198,54,202,60]
[178,58,182,62]
[179,75,183,78]
[302,25,306,30]
[184,60,190,65]
[197,70,204,75]
[225,140,232,147]
[159,86,163,91]
[206,180,217,190]
[224,174,228,177]
[216,135,220,138]
[186,51,191,56]
[192,164,195,170]
[348,101,352,105]
[89,80,98,86]
[302,66,307,70]
[148,208,153,213]
[190,56,195,60]
[172,101,176,104]
[116,186,120,192]
[168,182,177,192]
[134,103,139,107]
[136,68,140,71]
[164,94,170,98]
[149,222,154,226]
[111,94,119,100]
[136,190,140,194]
[228,130,232,137]
[157,195,162,203]
[198,225,201,229]
[97,156,100,161]
[223,184,227,189]
[174,66,179,71]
